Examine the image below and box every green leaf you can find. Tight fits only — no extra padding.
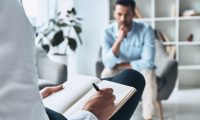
[73,26,82,34]
[38,38,43,44]
[58,22,69,27]
[49,19,56,24]
[66,15,70,17]
[44,29,52,36]
[74,21,81,26]
[51,30,64,46]
[67,10,71,14]
[70,20,75,23]
[42,44,50,53]
[58,19,64,22]
[76,17,83,20]
[71,8,77,15]
[68,37,77,51]
[35,32,39,37]
[56,12,61,16]
[76,33,83,45]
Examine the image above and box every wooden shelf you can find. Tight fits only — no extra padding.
[179,65,200,70]
[163,42,176,45]
[178,42,200,45]
[155,17,176,21]
[134,18,152,22]
[179,16,200,21]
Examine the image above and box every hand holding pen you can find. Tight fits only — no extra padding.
[83,83,116,120]
[92,83,116,100]
[92,83,100,91]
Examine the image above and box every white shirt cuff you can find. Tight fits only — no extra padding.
[67,110,98,120]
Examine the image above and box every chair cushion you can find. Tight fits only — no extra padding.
[156,76,165,91]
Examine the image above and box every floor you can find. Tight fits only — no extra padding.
[130,88,200,120]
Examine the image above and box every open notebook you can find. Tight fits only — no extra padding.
[43,75,136,118]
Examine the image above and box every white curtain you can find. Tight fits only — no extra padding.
[22,0,73,26]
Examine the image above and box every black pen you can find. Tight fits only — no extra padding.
[92,83,100,91]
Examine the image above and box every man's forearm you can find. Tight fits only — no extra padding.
[115,62,132,69]
[111,24,129,57]
[112,38,123,57]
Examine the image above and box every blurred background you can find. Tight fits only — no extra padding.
[22,0,200,119]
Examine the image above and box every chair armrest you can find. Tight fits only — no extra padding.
[155,40,178,100]
[36,47,67,89]
[96,59,104,78]
[37,59,67,86]
[157,60,178,100]
[38,79,57,90]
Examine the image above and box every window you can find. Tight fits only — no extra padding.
[22,0,73,26]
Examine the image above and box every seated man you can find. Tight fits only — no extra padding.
[101,0,157,120]
[0,0,144,120]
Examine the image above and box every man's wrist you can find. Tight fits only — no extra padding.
[116,36,124,43]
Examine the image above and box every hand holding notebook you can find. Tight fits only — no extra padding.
[43,75,137,119]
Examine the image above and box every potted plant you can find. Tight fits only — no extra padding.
[35,7,82,56]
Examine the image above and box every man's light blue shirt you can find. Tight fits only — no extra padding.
[101,21,156,72]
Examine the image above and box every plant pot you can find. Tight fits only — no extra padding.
[48,54,68,65]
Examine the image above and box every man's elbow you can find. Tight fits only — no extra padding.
[144,61,155,70]
[102,60,116,69]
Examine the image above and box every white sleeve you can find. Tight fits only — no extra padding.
[67,110,98,120]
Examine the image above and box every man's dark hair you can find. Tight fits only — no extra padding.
[115,0,136,10]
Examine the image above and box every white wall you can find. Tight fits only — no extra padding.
[74,0,109,76]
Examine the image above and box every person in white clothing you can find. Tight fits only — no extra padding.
[0,0,144,120]
[0,0,115,120]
